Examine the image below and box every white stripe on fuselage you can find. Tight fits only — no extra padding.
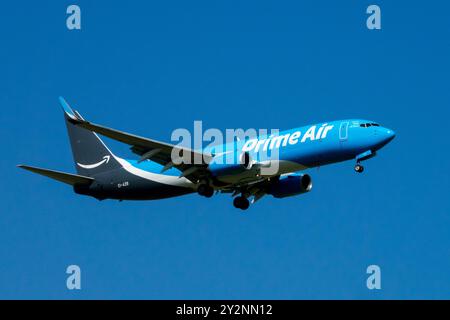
[91,132,194,189]
[114,156,195,189]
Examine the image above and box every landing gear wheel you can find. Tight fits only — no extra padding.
[204,187,214,198]
[354,164,364,173]
[233,196,250,210]
[198,184,214,198]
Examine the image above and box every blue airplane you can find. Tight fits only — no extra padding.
[18,97,395,210]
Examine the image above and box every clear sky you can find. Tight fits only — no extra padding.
[1,1,449,299]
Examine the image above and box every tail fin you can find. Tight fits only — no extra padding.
[59,97,122,177]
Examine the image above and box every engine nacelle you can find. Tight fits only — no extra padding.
[208,151,252,177]
[268,173,313,198]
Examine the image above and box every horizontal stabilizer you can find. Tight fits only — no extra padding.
[17,165,94,186]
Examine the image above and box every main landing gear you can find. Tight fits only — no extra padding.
[197,182,251,210]
[197,184,214,198]
[233,196,250,210]
[354,163,364,173]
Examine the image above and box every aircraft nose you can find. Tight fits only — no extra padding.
[369,126,396,151]
[384,128,396,142]
[377,128,395,147]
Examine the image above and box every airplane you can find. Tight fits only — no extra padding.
[18,97,396,210]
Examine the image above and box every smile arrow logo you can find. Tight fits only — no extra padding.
[77,155,110,169]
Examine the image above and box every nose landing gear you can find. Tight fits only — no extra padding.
[233,196,250,210]
[354,150,374,173]
[354,163,364,173]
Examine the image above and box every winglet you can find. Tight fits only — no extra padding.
[59,96,81,121]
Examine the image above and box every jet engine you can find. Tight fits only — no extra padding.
[208,151,253,177]
[268,173,312,198]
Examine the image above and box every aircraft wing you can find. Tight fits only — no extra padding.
[60,97,212,182]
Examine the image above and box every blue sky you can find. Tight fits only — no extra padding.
[1,1,449,299]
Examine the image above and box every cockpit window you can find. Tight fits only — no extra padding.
[360,122,380,128]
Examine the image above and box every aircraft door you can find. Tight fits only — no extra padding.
[339,122,349,142]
